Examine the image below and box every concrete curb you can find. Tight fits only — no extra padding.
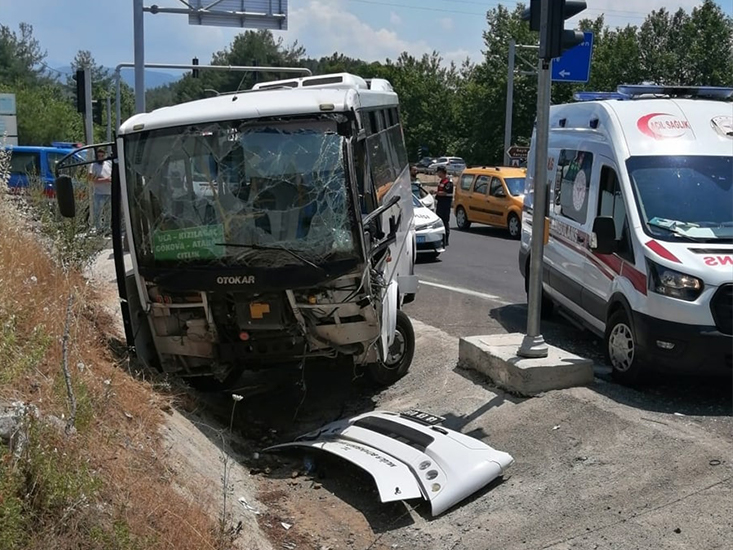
[458,333,594,397]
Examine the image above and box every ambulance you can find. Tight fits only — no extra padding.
[519,85,733,383]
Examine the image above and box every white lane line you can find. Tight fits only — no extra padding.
[419,280,510,305]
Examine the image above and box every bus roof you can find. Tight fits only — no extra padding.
[119,73,399,135]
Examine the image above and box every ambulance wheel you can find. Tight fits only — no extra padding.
[605,308,644,385]
[507,213,521,239]
[455,207,471,230]
[368,310,415,386]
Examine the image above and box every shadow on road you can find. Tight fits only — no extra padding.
[455,225,517,242]
[416,253,442,264]
[488,303,733,418]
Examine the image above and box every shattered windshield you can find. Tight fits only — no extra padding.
[626,155,733,242]
[124,118,359,267]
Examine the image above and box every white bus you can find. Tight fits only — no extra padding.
[55,72,418,391]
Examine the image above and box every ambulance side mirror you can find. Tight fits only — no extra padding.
[591,216,617,255]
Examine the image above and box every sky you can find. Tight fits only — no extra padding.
[0,0,731,75]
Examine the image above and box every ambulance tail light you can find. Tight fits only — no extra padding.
[647,259,704,301]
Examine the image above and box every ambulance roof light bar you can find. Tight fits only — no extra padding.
[617,84,733,100]
[573,91,628,102]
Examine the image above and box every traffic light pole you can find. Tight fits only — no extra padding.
[518,7,553,359]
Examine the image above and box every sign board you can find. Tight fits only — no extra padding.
[551,32,594,83]
[188,0,288,30]
[507,145,530,161]
[3,136,18,146]
[153,225,225,261]
[0,115,18,137]
[0,93,16,115]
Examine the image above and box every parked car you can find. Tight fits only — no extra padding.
[428,156,466,175]
[413,194,445,259]
[454,166,527,238]
[415,156,436,172]
[2,144,85,197]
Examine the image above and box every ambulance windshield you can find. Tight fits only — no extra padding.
[626,155,733,241]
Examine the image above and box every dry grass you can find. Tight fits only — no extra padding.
[0,174,230,548]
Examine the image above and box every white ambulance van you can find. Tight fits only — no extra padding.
[519,85,733,383]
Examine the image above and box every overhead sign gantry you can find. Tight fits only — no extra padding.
[132,0,290,112]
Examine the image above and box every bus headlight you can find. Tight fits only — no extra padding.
[647,259,704,301]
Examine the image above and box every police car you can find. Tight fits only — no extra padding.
[413,194,445,258]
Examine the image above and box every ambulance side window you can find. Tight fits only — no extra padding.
[597,166,634,263]
[556,149,592,224]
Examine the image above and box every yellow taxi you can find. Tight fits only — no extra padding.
[453,166,527,239]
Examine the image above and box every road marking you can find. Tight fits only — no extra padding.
[419,280,510,305]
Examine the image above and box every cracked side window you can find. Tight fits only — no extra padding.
[124,119,358,268]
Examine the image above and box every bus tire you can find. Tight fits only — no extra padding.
[367,310,415,386]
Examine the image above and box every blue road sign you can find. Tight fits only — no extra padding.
[551,32,594,83]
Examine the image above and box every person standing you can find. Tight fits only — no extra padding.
[434,166,453,246]
[88,147,112,233]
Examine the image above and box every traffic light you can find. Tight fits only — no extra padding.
[192,57,199,78]
[75,69,86,113]
[522,0,586,60]
[92,100,104,125]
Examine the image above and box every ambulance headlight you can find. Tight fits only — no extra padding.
[647,259,704,301]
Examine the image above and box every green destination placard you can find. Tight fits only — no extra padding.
[153,225,225,261]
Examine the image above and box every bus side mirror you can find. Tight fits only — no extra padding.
[591,216,617,255]
[55,175,76,218]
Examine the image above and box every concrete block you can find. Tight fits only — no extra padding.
[458,333,594,397]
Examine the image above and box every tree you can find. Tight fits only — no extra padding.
[683,0,733,86]
[0,83,83,144]
[0,23,49,86]
[380,52,458,160]
[457,3,539,165]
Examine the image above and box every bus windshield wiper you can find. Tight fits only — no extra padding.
[216,242,326,275]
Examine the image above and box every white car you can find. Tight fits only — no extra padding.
[428,156,467,175]
[413,195,445,258]
[412,180,435,211]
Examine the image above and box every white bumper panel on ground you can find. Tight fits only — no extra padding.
[265,411,514,516]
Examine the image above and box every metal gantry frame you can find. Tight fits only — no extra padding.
[503,40,539,166]
[132,0,289,113]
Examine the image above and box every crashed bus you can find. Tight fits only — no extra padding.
[55,72,419,391]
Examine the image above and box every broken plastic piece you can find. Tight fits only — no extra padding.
[264,410,514,516]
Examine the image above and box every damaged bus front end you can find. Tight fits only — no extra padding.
[56,73,418,392]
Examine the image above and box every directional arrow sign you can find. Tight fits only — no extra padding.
[551,31,594,83]
[507,145,530,160]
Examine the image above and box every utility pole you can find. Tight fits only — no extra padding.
[133,0,145,113]
[518,0,586,359]
[106,96,112,142]
[503,42,539,167]
[503,40,516,167]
